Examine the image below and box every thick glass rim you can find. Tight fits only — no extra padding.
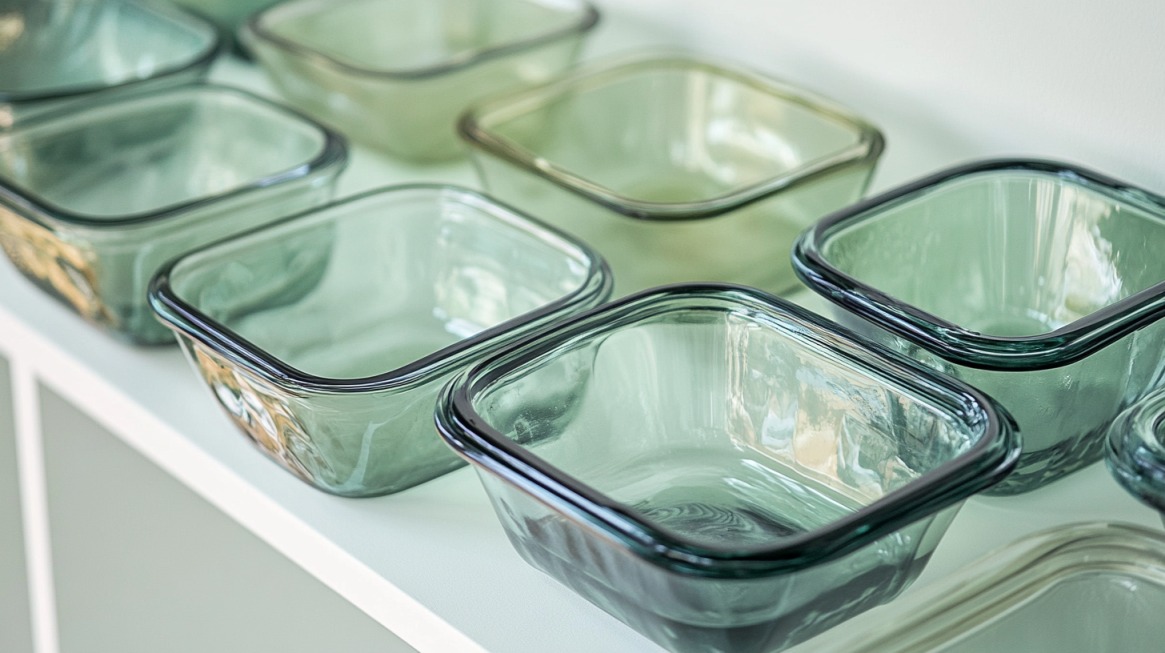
[793,158,1165,371]
[813,522,1165,652]
[458,52,885,221]
[149,184,613,394]
[0,0,222,104]
[242,0,600,80]
[0,83,348,228]
[435,284,1018,577]
[1106,389,1165,512]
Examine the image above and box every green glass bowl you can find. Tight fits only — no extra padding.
[240,0,599,161]
[150,185,612,497]
[794,159,1165,495]
[1106,390,1165,526]
[459,53,884,297]
[0,84,346,344]
[0,0,220,127]
[436,285,1018,653]
[810,523,1165,653]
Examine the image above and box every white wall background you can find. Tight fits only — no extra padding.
[591,0,1165,194]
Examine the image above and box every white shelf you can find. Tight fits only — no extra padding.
[4,17,1163,653]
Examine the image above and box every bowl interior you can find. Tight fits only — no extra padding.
[475,60,864,205]
[471,299,982,550]
[257,0,589,72]
[167,187,596,380]
[0,0,215,97]
[818,170,1165,337]
[0,87,328,220]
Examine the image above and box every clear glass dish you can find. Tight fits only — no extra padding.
[435,285,1018,653]
[459,53,884,297]
[793,159,1165,495]
[149,185,612,497]
[0,0,220,127]
[240,0,599,161]
[1106,390,1165,526]
[0,83,346,344]
[809,522,1165,653]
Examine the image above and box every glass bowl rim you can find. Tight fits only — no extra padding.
[792,158,1165,371]
[0,0,222,104]
[811,521,1165,652]
[148,183,613,394]
[0,83,348,228]
[241,0,600,80]
[1106,389,1165,512]
[457,51,885,221]
[435,283,1019,577]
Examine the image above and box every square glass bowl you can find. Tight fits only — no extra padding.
[435,285,1018,653]
[0,0,220,127]
[793,159,1165,495]
[459,53,884,297]
[240,0,599,161]
[149,185,612,497]
[1106,389,1165,526]
[809,522,1165,653]
[0,84,346,344]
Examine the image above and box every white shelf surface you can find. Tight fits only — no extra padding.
[2,51,1161,653]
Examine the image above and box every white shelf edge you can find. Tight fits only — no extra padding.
[0,306,488,653]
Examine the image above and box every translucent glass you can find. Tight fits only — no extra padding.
[167,0,280,50]
[0,84,346,344]
[460,53,884,297]
[811,522,1165,653]
[150,185,612,497]
[793,160,1165,494]
[0,0,220,127]
[240,0,598,161]
[1106,390,1165,526]
[436,285,1017,653]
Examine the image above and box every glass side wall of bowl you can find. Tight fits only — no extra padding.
[794,159,1165,494]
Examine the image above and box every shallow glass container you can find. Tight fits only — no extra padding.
[809,522,1165,653]
[240,0,599,161]
[459,53,884,297]
[436,285,1018,653]
[1106,390,1165,526]
[150,185,612,497]
[794,159,1165,494]
[0,0,220,126]
[0,84,346,344]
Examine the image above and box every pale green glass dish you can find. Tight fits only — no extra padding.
[0,0,220,127]
[241,0,599,161]
[810,522,1165,653]
[436,285,1018,653]
[150,185,612,497]
[1106,390,1165,526]
[794,159,1165,495]
[459,53,884,297]
[0,84,346,344]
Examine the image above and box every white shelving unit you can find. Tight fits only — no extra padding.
[3,4,1164,651]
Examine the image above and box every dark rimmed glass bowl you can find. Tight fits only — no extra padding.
[1106,389,1165,526]
[436,284,1018,653]
[459,53,884,296]
[794,159,1165,494]
[241,0,599,161]
[0,0,220,126]
[150,184,612,497]
[0,83,346,344]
